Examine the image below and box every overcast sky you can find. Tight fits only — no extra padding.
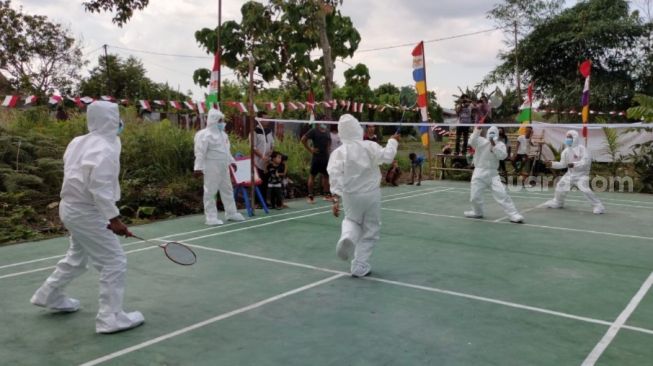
[14,0,575,108]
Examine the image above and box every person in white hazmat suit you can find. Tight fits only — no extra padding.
[464,125,524,223]
[194,109,245,225]
[327,114,399,277]
[31,101,144,334]
[545,130,605,214]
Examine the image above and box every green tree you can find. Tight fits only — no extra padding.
[82,0,148,27]
[486,0,648,114]
[78,54,187,101]
[0,0,85,95]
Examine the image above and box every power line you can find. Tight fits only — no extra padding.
[107,45,212,60]
[357,27,504,53]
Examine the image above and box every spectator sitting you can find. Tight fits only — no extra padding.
[385,160,401,186]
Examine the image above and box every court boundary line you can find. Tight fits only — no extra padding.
[440,185,653,207]
[581,272,653,365]
[181,243,653,337]
[78,273,345,366]
[0,188,452,279]
[0,188,441,271]
[494,202,548,222]
[382,207,653,241]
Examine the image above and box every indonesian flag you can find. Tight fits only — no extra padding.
[345,100,351,111]
[358,102,364,113]
[68,96,83,108]
[339,99,346,108]
[321,101,331,109]
[206,52,220,110]
[184,101,195,110]
[265,102,275,111]
[252,103,259,113]
[80,96,94,104]
[2,95,20,107]
[295,102,305,110]
[277,102,285,114]
[120,99,129,105]
[169,101,182,110]
[139,100,151,111]
[153,100,165,106]
[287,102,298,111]
[101,95,115,102]
[24,95,37,105]
[307,90,315,116]
[48,95,63,105]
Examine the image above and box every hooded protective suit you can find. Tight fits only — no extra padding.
[31,101,144,334]
[194,109,245,225]
[465,126,524,222]
[545,130,604,214]
[327,114,398,277]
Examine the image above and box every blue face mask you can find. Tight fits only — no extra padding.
[565,137,573,146]
[117,119,124,135]
[487,132,496,140]
[216,122,226,131]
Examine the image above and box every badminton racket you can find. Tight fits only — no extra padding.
[131,234,197,266]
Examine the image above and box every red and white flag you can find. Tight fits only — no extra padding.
[101,95,115,102]
[287,102,298,111]
[139,100,151,111]
[24,95,37,105]
[277,102,285,114]
[198,101,207,114]
[120,99,129,105]
[184,101,195,110]
[48,95,63,105]
[2,95,20,107]
[265,102,275,111]
[80,96,94,104]
[295,102,305,110]
[358,102,364,113]
[154,100,165,106]
[169,101,182,110]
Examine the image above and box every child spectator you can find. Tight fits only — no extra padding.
[385,160,401,186]
[267,151,284,210]
[280,154,290,208]
[408,152,424,186]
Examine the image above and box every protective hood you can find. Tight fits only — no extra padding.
[566,130,580,147]
[87,101,120,137]
[338,114,363,143]
[487,126,499,138]
[206,109,224,128]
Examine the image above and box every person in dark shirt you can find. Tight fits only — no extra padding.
[408,152,424,186]
[301,123,332,203]
[267,151,284,209]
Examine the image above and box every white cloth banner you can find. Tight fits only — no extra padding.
[531,122,652,162]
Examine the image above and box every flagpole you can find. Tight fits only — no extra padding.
[248,54,256,211]
[217,0,222,104]
[420,41,433,176]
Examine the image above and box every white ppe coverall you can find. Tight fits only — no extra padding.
[31,101,144,334]
[545,130,605,214]
[466,126,524,223]
[327,114,398,277]
[194,109,244,225]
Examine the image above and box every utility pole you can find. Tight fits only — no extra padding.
[103,44,111,95]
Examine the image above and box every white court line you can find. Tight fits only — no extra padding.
[0,188,450,279]
[439,186,653,210]
[181,243,653,335]
[78,273,345,366]
[383,207,653,241]
[181,188,455,243]
[0,246,159,280]
[0,188,431,271]
[493,202,548,223]
[581,272,653,366]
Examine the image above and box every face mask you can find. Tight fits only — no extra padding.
[216,122,226,131]
[487,132,496,140]
[565,137,573,146]
[117,119,124,135]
